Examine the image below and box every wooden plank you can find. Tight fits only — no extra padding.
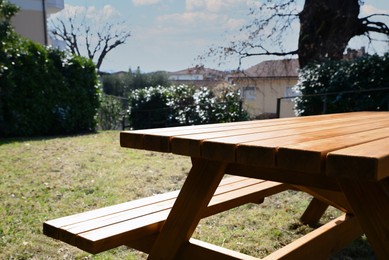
[120,114,304,151]
[236,119,389,167]
[277,127,389,173]
[130,216,362,260]
[128,235,260,259]
[226,163,341,191]
[299,198,329,226]
[43,190,180,239]
[121,111,375,137]
[178,238,259,260]
[206,181,290,216]
[148,158,227,259]
[261,214,363,260]
[76,209,170,253]
[337,178,389,260]
[326,137,389,181]
[45,176,258,240]
[79,178,287,254]
[125,233,158,254]
[170,113,389,158]
[293,185,352,213]
[46,175,289,254]
[44,177,244,240]
[60,199,174,245]
[119,112,387,153]
[201,117,389,165]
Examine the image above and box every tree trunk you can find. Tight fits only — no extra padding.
[298,0,365,68]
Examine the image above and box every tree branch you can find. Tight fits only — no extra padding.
[49,11,131,71]
[361,18,389,35]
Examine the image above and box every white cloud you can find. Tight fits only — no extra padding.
[186,0,204,11]
[51,4,122,22]
[149,0,252,45]
[207,0,227,12]
[186,0,251,13]
[157,12,219,25]
[86,5,121,21]
[102,5,122,19]
[49,4,84,19]
[157,0,251,30]
[361,4,389,16]
[225,18,246,30]
[132,0,160,6]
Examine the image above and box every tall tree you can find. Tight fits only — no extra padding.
[298,0,389,67]
[49,5,131,72]
[208,0,389,68]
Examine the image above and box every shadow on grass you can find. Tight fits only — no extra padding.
[0,131,100,146]
[331,236,376,260]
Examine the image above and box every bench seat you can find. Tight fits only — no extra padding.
[43,176,290,254]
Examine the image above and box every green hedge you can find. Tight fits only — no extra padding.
[0,0,100,137]
[0,41,100,137]
[294,54,389,116]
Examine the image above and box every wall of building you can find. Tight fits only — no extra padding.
[12,9,46,44]
[235,77,298,118]
[10,0,64,45]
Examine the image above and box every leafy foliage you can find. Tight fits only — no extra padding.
[128,86,172,129]
[0,1,100,137]
[294,54,389,115]
[128,85,248,129]
[101,68,171,97]
[0,0,19,41]
[98,95,124,130]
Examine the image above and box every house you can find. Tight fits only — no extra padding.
[10,0,64,45]
[228,59,299,118]
[169,66,227,88]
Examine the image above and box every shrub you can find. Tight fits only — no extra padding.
[98,95,126,130]
[0,42,100,137]
[128,85,247,129]
[294,54,389,116]
[214,85,249,122]
[128,86,171,129]
[101,69,171,97]
[0,0,100,137]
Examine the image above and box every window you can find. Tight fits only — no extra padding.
[243,86,256,101]
[284,86,298,101]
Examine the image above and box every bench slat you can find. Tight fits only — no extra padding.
[44,176,289,254]
[44,175,247,239]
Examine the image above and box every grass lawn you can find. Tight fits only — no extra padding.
[0,131,376,259]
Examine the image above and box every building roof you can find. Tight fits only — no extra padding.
[244,59,299,78]
[169,66,226,79]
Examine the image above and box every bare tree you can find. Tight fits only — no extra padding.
[49,9,131,72]
[206,0,389,68]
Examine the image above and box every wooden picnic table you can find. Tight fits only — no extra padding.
[120,111,389,259]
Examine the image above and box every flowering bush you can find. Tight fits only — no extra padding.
[128,85,248,129]
[294,54,389,116]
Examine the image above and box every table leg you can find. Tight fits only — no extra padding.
[300,197,329,226]
[148,158,228,260]
[338,178,389,260]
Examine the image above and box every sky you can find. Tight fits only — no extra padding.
[51,0,389,73]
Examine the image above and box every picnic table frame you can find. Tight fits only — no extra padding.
[120,111,389,259]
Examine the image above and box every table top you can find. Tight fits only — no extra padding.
[120,111,389,181]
